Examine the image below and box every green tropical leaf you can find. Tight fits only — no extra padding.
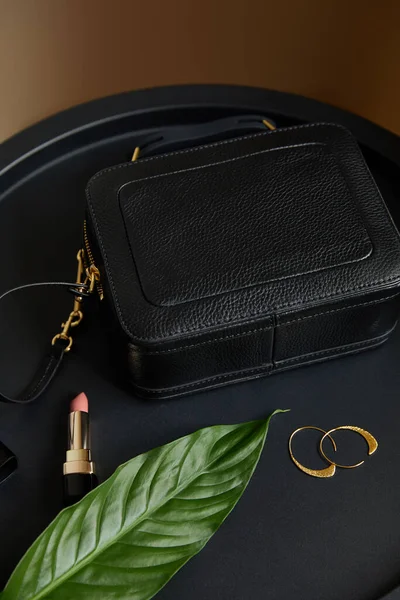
[2,410,287,600]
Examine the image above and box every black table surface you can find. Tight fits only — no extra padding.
[1,85,400,600]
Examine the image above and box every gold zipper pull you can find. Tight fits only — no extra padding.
[86,265,102,297]
[83,220,104,300]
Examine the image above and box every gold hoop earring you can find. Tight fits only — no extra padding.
[319,426,378,469]
[289,426,337,478]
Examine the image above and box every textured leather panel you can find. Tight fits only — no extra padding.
[87,124,400,343]
[124,292,398,398]
[274,292,400,362]
[127,321,274,392]
[128,332,393,399]
[121,143,371,306]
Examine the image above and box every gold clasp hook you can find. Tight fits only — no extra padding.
[52,249,90,352]
[52,309,83,352]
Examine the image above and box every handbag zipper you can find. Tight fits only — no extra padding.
[83,219,104,300]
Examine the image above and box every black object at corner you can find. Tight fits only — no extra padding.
[0,441,17,485]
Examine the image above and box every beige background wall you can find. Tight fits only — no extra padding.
[1,0,400,142]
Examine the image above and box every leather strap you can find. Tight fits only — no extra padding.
[0,282,81,404]
[135,115,276,158]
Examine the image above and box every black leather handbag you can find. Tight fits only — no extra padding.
[2,117,400,402]
[84,120,400,398]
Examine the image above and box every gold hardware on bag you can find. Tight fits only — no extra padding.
[262,119,276,131]
[83,221,104,300]
[131,146,140,162]
[51,249,100,352]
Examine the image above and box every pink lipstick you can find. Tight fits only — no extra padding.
[63,392,97,505]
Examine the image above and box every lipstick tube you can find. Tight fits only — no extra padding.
[63,394,97,505]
